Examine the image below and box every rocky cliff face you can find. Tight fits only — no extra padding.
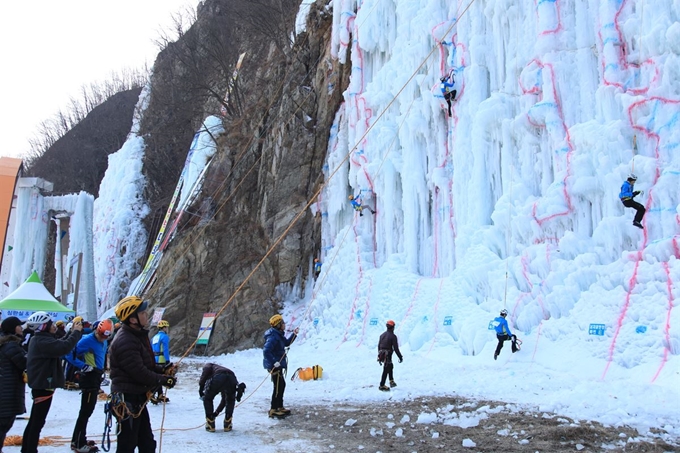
[141,0,348,354]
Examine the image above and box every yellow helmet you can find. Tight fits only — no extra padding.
[157,320,170,329]
[115,296,147,322]
[269,314,283,327]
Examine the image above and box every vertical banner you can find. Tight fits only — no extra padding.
[197,312,216,345]
[151,307,166,327]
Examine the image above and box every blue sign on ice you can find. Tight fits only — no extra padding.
[635,325,647,334]
[313,317,319,327]
[355,309,363,319]
[369,318,378,326]
[588,323,606,336]
[443,316,452,326]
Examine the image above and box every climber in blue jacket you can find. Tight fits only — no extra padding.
[493,309,517,360]
[152,320,171,365]
[440,73,457,117]
[619,174,645,229]
[263,314,299,418]
[349,194,375,217]
[69,319,112,451]
[150,320,172,404]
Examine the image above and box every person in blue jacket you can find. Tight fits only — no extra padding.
[619,173,645,229]
[493,309,517,360]
[313,258,322,278]
[151,320,171,404]
[68,319,113,452]
[440,73,456,117]
[152,320,170,365]
[349,194,375,217]
[262,314,298,418]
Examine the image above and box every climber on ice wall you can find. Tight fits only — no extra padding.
[440,71,456,117]
[619,174,645,229]
[349,194,375,217]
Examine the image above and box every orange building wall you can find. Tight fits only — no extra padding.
[0,157,23,265]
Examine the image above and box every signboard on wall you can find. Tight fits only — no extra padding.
[197,313,216,345]
[151,307,166,327]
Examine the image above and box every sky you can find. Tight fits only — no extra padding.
[0,0,199,159]
[2,0,679,449]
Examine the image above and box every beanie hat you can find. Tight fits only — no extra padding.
[1,316,24,335]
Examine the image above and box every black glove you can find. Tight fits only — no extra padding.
[633,191,640,197]
[236,382,246,402]
[155,362,175,374]
[398,356,403,363]
[160,375,176,389]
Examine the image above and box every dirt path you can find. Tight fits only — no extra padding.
[262,395,678,452]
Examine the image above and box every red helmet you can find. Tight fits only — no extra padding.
[97,319,114,337]
[386,320,395,328]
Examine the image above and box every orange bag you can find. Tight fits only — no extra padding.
[291,365,323,381]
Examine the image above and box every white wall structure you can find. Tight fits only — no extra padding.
[8,178,53,290]
[5,177,97,321]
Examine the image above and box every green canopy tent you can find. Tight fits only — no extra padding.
[0,271,74,323]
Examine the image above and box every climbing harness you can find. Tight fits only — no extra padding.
[101,391,152,452]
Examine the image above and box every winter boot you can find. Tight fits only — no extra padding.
[224,417,233,432]
[205,417,216,432]
[633,221,643,229]
[378,385,390,391]
[494,353,498,360]
[277,407,291,415]
[71,442,99,452]
[389,380,397,388]
[268,408,287,418]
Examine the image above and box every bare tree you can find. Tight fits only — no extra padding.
[25,66,149,164]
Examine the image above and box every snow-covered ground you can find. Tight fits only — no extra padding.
[3,343,677,452]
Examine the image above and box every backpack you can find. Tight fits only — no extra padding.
[377,349,389,365]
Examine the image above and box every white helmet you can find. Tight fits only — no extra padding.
[26,311,52,331]
[627,173,637,181]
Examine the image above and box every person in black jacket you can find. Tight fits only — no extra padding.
[21,311,82,453]
[0,316,27,451]
[109,296,176,453]
[198,363,246,432]
[377,320,403,392]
